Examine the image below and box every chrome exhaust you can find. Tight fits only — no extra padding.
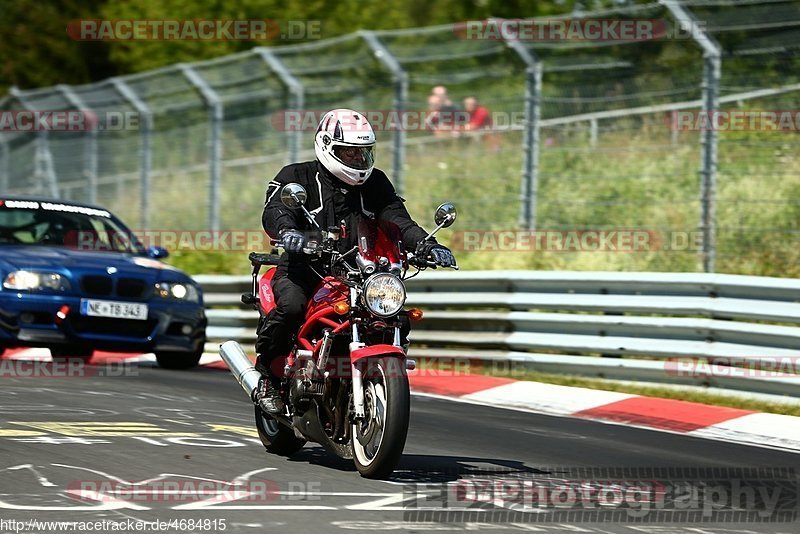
[219,340,261,398]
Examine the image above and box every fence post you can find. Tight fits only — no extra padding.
[180,65,223,232]
[495,20,542,230]
[10,87,59,198]
[662,0,721,273]
[0,136,7,193]
[253,48,305,165]
[110,77,153,229]
[0,98,6,193]
[359,30,408,196]
[57,85,98,204]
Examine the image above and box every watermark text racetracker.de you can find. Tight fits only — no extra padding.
[666,356,800,379]
[67,230,274,253]
[67,19,321,41]
[67,478,321,504]
[0,110,139,132]
[273,109,473,132]
[451,229,703,252]
[455,18,706,42]
[66,229,704,254]
[668,110,800,131]
[0,358,138,379]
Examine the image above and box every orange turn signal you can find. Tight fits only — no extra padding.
[408,308,424,321]
[332,301,350,315]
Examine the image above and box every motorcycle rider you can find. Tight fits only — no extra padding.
[253,108,456,414]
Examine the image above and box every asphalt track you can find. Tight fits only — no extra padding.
[0,359,798,534]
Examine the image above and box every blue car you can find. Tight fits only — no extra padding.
[0,197,206,369]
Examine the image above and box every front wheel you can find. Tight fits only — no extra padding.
[254,405,306,456]
[351,357,410,479]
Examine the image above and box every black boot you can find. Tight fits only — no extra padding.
[253,374,285,415]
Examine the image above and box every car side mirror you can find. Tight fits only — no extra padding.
[147,246,169,259]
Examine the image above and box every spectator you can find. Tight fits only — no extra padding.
[425,93,453,138]
[462,96,500,151]
[463,96,491,131]
[432,85,456,112]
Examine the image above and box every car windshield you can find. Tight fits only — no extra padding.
[0,200,146,254]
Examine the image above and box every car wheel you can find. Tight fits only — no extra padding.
[50,346,93,361]
[155,349,203,370]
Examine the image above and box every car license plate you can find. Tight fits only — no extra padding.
[80,299,148,321]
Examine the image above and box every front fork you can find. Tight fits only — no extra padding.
[350,288,366,419]
[349,288,413,421]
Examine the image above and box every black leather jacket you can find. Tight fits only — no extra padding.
[262,160,430,275]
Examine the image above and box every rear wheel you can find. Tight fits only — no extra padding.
[254,405,306,456]
[351,357,410,479]
[155,349,202,369]
[49,346,93,361]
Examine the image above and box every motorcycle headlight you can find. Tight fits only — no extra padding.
[155,282,200,303]
[3,271,70,291]
[361,273,406,317]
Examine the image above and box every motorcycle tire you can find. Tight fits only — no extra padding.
[254,405,306,456]
[351,357,410,479]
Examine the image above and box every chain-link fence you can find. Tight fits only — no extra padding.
[1,1,800,275]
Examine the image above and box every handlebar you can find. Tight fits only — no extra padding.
[269,238,459,271]
[407,252,459,271]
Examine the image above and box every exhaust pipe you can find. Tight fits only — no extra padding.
[219,340,261,398]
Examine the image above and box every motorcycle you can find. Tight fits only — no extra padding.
[219,182,458,479]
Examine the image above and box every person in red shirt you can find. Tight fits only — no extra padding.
[462,96,500,150]
[463,96,491,131]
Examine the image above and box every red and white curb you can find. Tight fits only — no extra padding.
[4,349,799,453]
[1,348,224,367]
[408,371,800,454]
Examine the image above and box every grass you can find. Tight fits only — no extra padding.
[122,113,800,278]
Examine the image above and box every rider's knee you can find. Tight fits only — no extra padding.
[280,298,306,322]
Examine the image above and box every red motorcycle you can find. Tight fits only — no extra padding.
[219,182,457,479]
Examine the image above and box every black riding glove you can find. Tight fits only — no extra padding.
[415,240,456,268]
[280,229,305,253]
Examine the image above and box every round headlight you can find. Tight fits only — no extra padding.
[154,282,199,302]
[170,284,187,299]
[362,273,406,317]
[40,273,64,290]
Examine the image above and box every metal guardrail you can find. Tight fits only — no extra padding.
[195,271,800,398]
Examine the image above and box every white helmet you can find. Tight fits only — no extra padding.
[314,109,376,186]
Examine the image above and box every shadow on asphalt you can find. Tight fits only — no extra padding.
[286,445,357,472]
[391,454,550,483]
[284,446,548,483]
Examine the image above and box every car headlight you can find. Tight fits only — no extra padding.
[3,271,70,291]
[362,273,406,317]
[155,282,200,303]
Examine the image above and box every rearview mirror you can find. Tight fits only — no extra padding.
[147,246,169,259]
[434,203,457,228]
[281,183,307,209]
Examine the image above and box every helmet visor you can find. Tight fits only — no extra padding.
[332,144,375,171]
